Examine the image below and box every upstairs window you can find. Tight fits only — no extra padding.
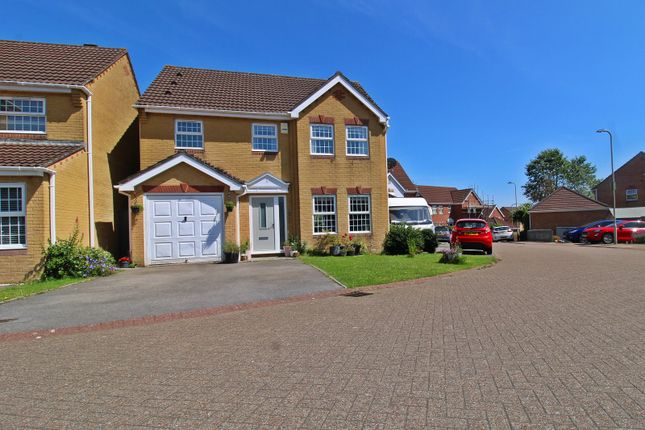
[313,195,336,234]
[0,183,26,249]
[0,97,46,133]
[310,124,334,155]
[346,126,369,156]
[626,188,638,201]
[252,124,278,152]
[175,120,203,149]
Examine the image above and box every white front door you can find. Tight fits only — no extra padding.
[250,196,286,253]
[146,194,223,264]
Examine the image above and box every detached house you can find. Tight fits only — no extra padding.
[417,185,484,225]
[116,67,389,265]
[0,40,139,283]
[593,151,645,219]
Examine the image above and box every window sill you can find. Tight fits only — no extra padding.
[310,154,335,159]
[0,246,28,255]
[0,130,46,134]
[252,150,279,154]
[313,232,337,236]
[346,155,370,159]
[175,147,204,152]
[348,232,372,235]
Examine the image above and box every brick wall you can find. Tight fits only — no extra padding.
[0,176,49,283]
[51,150,90,245]
[530,209,612,233]
[595,153,645,208]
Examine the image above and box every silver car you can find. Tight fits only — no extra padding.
[492,226,514,242]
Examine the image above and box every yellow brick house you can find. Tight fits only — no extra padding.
[0,40,139,282]
[117,66,390,265]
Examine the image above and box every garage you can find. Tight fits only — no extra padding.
[145,194,224,264]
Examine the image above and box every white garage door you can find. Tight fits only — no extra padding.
[145,194,223,264]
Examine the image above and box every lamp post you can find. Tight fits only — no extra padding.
[507,181,518,238]
[595,129,617,244]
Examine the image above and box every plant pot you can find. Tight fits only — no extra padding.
[283,245,292,257]
[118,261,130,268]
[353,244,362,255]
[224,252,239,263]
[130,206,141,214]
[330,245,341,256]
[346,248,355,256]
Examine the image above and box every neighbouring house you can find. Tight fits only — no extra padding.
[387,158,418,197]
[529,187,611,234]
[593,151,645,219]
[116,67,389,266]
[481,205,507,226]
[417,185,485,225]
[0,40,140,283]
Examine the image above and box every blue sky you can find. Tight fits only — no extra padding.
[5,0,644,206]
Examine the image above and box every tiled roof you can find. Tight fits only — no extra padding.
[530,187,608,212]
[451,189,474,204]
[417,185,458,204]
[0,141,84,167]
[387,159,417,192]
[136,66,380,114]
[118,151,244,185]
[500,207,515,217]
[0,40,127,85]
[482,205,505,220]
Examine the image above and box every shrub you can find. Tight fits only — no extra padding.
[80,247,117,277]
[383,225,423,255]
[223,241,240,253]
[420,229,438,253]
[287,235,308,254]
[42,227,116,279]
[312,233,336,255]
[438,241,464,264]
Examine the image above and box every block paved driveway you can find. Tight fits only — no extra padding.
[0,242,643,429]
[0,259,340,334]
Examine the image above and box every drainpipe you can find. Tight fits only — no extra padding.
[48,170,56,244]
[85,92,95,247]
[236,185,249,246]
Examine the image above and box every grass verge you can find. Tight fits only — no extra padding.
[0,278,87,303]
[300,253,495,288]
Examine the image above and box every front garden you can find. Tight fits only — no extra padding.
[299,225,496,287]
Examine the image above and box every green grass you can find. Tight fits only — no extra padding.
[300,253,495,288]
[0,277,87,303]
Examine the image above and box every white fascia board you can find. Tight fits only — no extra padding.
[116,154,242,192]
[0,80,92,96]
[0,166,53,176]
[289,75,389,124]
[387,173,407,193]
[246,172,290,193]
[136,105,291,121]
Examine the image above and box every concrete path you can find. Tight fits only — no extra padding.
[0,258,340,334]
[0,242,643,429]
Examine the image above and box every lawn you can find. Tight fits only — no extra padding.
[0,278,87,303]
[300,253,495,288]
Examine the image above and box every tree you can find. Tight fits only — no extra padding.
[523,149,599,202]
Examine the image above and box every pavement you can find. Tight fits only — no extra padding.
[0,242,643,429]
[0,258,340,334]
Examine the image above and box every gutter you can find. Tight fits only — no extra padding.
[0,80,95,247]
[0,166,56,244]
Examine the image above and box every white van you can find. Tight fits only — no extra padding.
[388,197,435,232]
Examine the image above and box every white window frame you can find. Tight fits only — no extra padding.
[345,125,369,157]
[312,195,337,235]
[0,182,27,250]
[310,124,335,155]
[251,123,278,152]
[625,188,638,201]
[174,120,204,149]
[0,97,46,134]
[348,195,371,233]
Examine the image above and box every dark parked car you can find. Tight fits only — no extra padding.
[565,220,615,242]
[435,225,451,242]
[582,220,645,244]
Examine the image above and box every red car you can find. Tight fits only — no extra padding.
[582,220,645,244]
[451,218,493,254]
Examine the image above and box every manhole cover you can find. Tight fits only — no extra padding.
[0,318,17,324]
[343,291,373,297]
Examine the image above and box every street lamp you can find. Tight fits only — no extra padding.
[507,181,518,238]
[595,129,617,245]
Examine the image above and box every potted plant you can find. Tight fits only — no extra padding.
[329,236,341,256]
[283,241,293,257]
[239,240,250,261]
[223,241,240,263]
[130,203,142,214]
[118,256,132,268]
[225,200,235,213]
[351,237,365,255]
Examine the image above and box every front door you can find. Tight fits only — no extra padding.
[252,197,276,252]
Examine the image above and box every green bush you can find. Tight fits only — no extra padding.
[383,225,423,255]
[439,250,464,264]
[288,235,308,254]
[42,227,116,279]
[421,229,438,253]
